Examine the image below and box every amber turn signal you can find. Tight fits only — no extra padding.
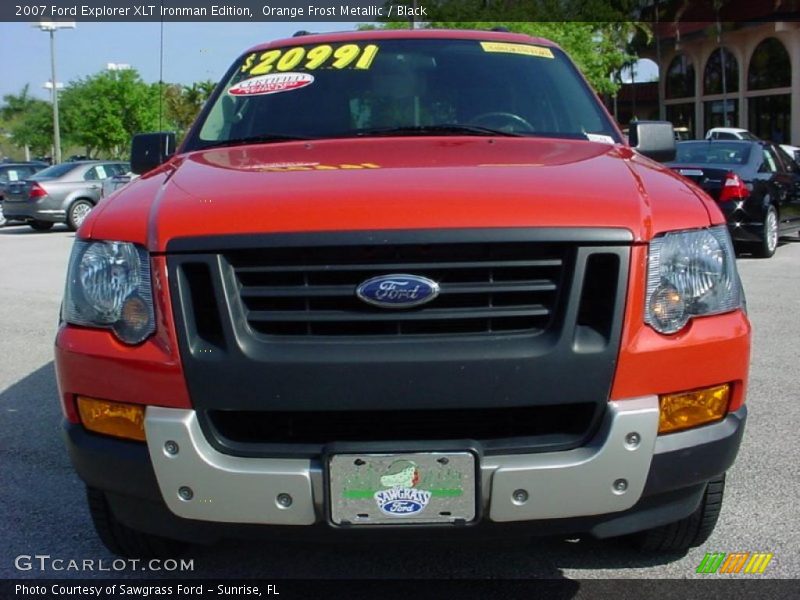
[658,384,731,434]
[77,396,146,442]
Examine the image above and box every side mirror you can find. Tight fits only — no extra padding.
[794,150,800,165]
[131,132,176,175]
[628,121,676,163]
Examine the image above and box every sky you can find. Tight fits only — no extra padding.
[0,21,659,101]
[0,21,363,100]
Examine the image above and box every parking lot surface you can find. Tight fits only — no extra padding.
[1,224,798,579]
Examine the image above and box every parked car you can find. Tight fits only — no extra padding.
[0,161,47,227]
[780,144,800,166]
[57,30,750,558]
[2,160,128,231]
[704,127,759,141]
[668,140,800,257]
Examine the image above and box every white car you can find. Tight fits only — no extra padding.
[704,127,760,141]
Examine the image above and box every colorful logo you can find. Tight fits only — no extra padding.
[696,552,773,574]
[373,460,431,517]
[356,274,440,309]
[228,72,314,96]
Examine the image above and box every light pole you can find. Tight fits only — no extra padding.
[35,21,74,164]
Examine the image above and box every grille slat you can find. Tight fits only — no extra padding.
[246,305,550,323]
[239,279,557,299]
[233,258,563,274]
[222,242,570,337]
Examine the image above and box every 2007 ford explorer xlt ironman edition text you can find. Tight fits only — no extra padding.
[55,30,750,558]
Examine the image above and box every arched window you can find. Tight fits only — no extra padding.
[666,54,695,99]
[704,47,738,95]
[748,38,791,90]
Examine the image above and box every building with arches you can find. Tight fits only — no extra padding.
[652,18,799,144]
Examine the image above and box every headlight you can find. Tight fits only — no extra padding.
[645,226,742,334]
[62,240,155,344]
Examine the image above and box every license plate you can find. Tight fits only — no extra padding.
[328,452,477,526]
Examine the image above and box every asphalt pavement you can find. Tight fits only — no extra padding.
[1,223,798,580]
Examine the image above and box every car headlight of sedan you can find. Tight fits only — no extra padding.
[646,226,742,334]
[62,240,155,344]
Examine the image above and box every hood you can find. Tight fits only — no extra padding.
[85,137,718,252]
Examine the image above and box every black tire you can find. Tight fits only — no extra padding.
[67,199,94,231]
[86,487,187,558]
[753,205,778,259]
[631,475,726,552]
[29,220,53,231]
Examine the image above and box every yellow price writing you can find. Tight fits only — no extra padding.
[241,44,379,75]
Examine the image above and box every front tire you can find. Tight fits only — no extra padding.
[67,199,94,231]
[630,475,725,552]
[29,220,53,231]
[753,205,778,258]
[86,487,187,558]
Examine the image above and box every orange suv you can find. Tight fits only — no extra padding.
[56,30,749,557]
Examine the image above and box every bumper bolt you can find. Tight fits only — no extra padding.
[164,441,179,456]
[512,489,529,505]
[178,486,193,501]
[613,479,628,494]
[276,493,293,508]
[625,432,641,449]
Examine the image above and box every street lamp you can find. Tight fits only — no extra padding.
[34,21,75,165]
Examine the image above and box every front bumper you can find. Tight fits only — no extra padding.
[65,398,746,542]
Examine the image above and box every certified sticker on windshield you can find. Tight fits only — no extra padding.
[228,72,314,96]
[480,42,554,59]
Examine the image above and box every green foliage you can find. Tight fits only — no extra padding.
[0,84,54,155]
[163,80,216,137]
[59,69,161,158]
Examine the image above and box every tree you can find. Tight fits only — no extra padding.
[0,84,55,156]
[163,80,216,138]
[59,69,161,158]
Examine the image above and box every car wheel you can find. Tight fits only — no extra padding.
[0,203,6,227]
[67,199,94,231]
[629,475,725,552]
[753,205,779,258]
[29,220,54,231]
[86,487,187,559]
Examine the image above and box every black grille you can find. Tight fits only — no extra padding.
[224,242,570,337]
[204,403,599,454]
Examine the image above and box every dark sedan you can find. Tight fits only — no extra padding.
[668,140,800,258]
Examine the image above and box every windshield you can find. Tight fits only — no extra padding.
[187,37,619,150]
[675,142,752,165]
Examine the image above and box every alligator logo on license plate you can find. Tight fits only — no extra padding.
[373,460,431,516]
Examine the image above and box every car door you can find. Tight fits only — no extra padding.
[82,165,108,203]
[760,145,796,228]
[773,145,800,225]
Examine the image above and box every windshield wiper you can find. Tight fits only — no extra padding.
[353,124,524,138]
[200,134,312,149]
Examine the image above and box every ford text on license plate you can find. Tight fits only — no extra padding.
[328,452,477,525]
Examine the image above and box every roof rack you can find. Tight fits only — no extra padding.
[293,30,313,37]
[490,26,510,32]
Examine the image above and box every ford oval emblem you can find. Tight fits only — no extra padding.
[356,274,440,309]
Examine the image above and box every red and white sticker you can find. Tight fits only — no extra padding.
[228,72,314,96]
